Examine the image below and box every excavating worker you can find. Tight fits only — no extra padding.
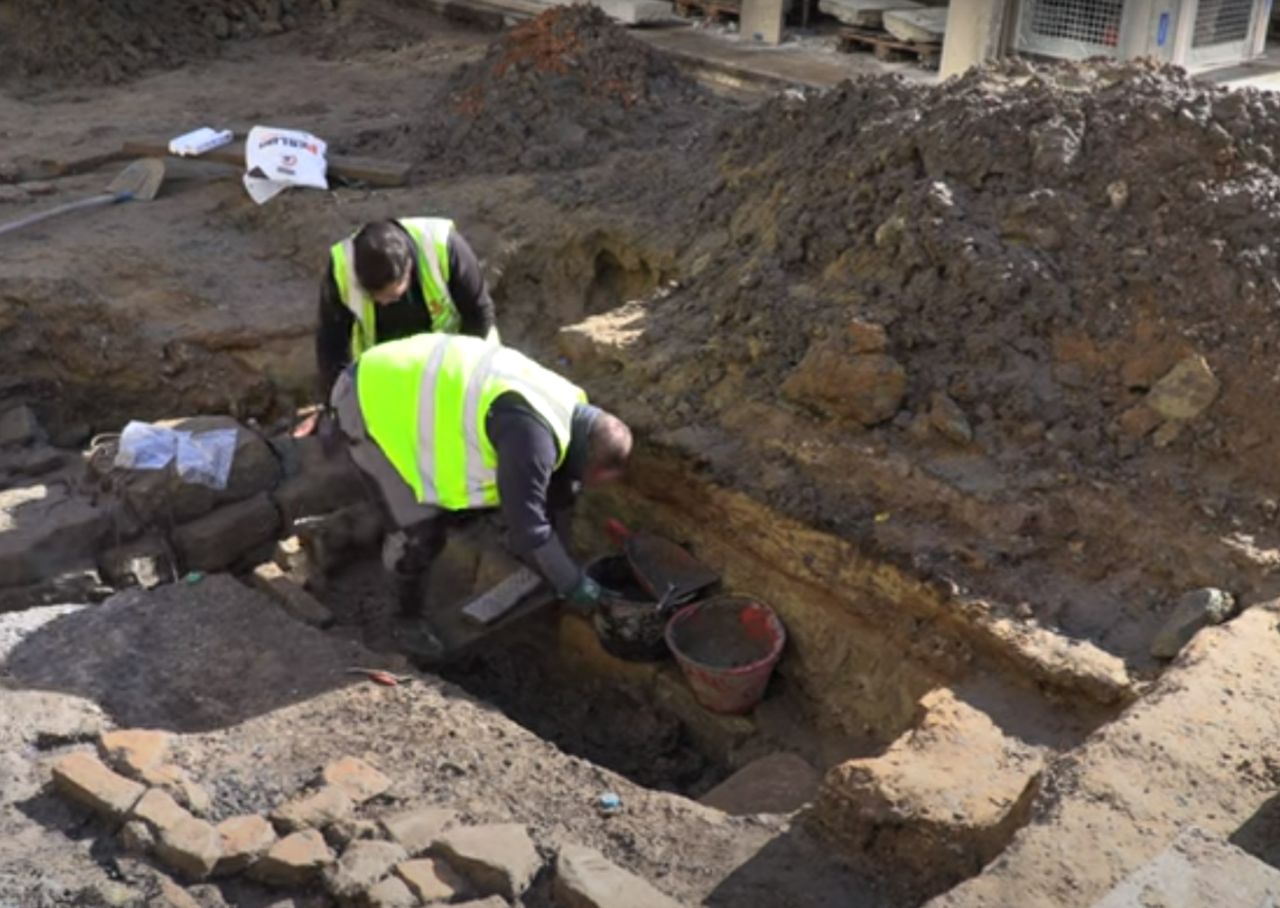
[327,331,632,658]
[315,217,497,400]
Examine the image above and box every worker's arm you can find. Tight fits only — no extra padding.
[316,263,356,401]
[487,400,589,598]
[447,229,497,339]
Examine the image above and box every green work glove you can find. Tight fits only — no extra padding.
[564,575,604,615]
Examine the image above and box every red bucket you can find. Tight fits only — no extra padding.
[665,596,786,715]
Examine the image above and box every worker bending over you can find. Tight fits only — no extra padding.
[329,332,632,656]
[316,217,497,399]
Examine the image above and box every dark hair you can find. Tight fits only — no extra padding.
[587,411,632,474]
[353,221,413,293]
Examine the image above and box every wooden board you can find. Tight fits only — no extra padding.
[836,25,940,65]
[120,137,411,187]
[674,0,741,23]
[815,0,920,29]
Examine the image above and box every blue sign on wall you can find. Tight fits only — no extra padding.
[1157,12,1170,46]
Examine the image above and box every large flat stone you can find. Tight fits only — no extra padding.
[380,806,458,856]
[51,751,146,820]
[99,728,171,776]
[270,785,354,833]
[815,686,1045,901]
[0,484,111,588]
[131,788,191,835]
[882,7,946,42]
[173,492,280,573]
[270,435,367,526]
[553,844,684,908]
[594,0,673,25]
[816,0,920,27]
[366,875,418,908]
[154,813,223,880]
[321,755,391,803]
[249,829,334,886]
[434,824,542,900]
[699,752,820,815]
[929,603,1280,908]
[1090,827,1280,907]
[216,814,278,876]
[396,856,469,903]
[322,839,407,902]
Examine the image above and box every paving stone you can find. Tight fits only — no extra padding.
[323,840,408,901]
[396,856,470,902]
[173,493,280,573]
[0,405,40,447]
[100,728,171,775]
[120,819,156,855]
[216,814,278,876]
[154,814,223,881]
[132,788,192,835]
[365,875,419,908]
[51,751,146,820]
[699,752,821,815]
[249,829,334,886]
[270,785,354,832]
[321,755,391,803]
[251,562,334,628]
[380,807,458,856]
[434,824,541,900]
[553,844,683,908]
[0,483,112,587]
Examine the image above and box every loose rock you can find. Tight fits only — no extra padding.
[154,814,223,881]
[366,875,419,908]
[1144,355,1220,422]
[323,840,408,902]
[216,814,278,875]
[433,824,542,900]
[1150,588,1236,659]
[396,856,470,903]
[782,345,907,426]
[554,844,683,908]
[270,785,354,832]
[929,393,974,445]
[321,756,392,803]
[51,751,146,820]
[99,728,170,776]
[249,829,334,886]
[380,806,459,855]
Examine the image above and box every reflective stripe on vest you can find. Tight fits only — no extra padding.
[356,334,586,510]
[329,217,462,361]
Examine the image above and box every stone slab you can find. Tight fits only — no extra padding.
[270,785,354,832]
[321,756,391,803]
[366,875,419,908]
[173,493,280,573]
[594,0,674,24]
[434,823,541,900]
[816,0,920,27]
[131,788,192,835]
[699,752,821,815]
[882,7,946,42]
[1090,827,1280,907]
[380,806,459,856]
[0,484,111,588]
[51,751,146,820]
[216,814,278,876]
[554,844,684,908]
[323,840,408,901]
[100,728,171,776]
[397,856,469,902]
[249,829,334,886]
[154,814,223,880]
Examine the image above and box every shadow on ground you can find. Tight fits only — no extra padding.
[1,572,373,732]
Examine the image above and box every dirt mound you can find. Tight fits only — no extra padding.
[626,60,1280,484]
[398,5,712,173]
[0,0,328,88]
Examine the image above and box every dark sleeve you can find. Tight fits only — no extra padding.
[488,404,580,593]
[316,262,355,401]
[447,228,497,339]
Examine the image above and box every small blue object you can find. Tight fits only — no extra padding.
[598,792,622,811]
[183,571,204,585]
[1157,12,1170,47]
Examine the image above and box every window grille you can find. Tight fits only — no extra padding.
[1192,0,1254,47]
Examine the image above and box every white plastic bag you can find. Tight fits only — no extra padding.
[176,429,238,490]
[114,421,178,471]
[243,125,328,205]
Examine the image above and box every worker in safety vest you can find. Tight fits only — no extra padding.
[315,218,497,399]
[329,332,632,657]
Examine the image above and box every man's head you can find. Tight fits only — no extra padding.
[584,410,632,487]
[353,221,414,305]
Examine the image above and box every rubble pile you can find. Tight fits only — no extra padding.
[619,60,1280,489]
[406,5,712,173]
[0,0,333,87]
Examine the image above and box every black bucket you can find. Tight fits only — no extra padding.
[586,555,671,662]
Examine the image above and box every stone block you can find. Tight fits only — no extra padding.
[321,756,392,803]
[433,824,541,900]
[0,405,40,447]
[99,728,170,775]
[131,788,192,835]
[270,785,354,833]
[740,0,784,44]
[699,752,821,815]
[270,435,367,525]
[1150,588,1235,660]
[782,342,906,427]
[929,393,973,445]
[1145,355,1220,422]
[814,686,1045,901]
[380,807,459,856]
[215,814,278,876]
[554,844,683,908]
[323,840,408,901]
[0,484,111,588]
[173,493,280,573]
[51,751,146,820]
[154,878,203,908]
[396,856,469,902]
[250,562,334,628]
[249,829,334,886]
[154,814,223,881]
[366,875,419,908]
[99,536,174,590]
[594,0,673,24]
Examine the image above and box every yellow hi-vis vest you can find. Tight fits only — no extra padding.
[329,217,462,360]
[355,333,587,511]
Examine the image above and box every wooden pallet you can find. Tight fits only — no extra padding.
[836,26,941,67]
[675,0,741,23]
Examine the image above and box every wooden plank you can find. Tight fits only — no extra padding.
[460,566,545,626]
[120,137,412,188]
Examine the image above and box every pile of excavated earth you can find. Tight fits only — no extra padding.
[392,4,715,174]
